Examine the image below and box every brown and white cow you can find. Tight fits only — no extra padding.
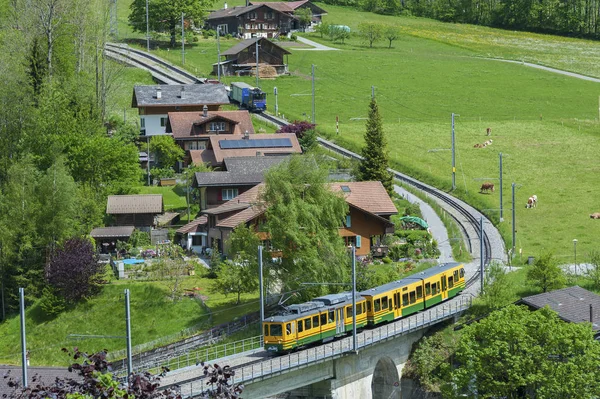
[526,195,538,208]
[590,212,600,219]
[480,182,495,193]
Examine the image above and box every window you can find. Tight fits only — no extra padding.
[346,306,352,318]
[248,11,257,19]
[209,122,226,131]
[312,315,319,328]
[374,299,381,312]
[328,310,335,323]
[266,11,273,19]
[367,300,372,312]
[160,117,168,127]
[448,277,454,288]
[264,324,269,336]
[320,313,327,325]
[432,282,439,294]
[425,283,431,296]
[381,296,388,310]
[454,270,459,281]
[286,323,291,335]
[140,118,145,128]
[188,141,206,150]
[297,320,303,333]
[357,303,362,314]
[222,188,238,200]
[305,318,311,330]
[191,235,203,246]
[356,235,361,248]
[270,324,282,336]
[409,291,416,304]
[402,293,409,306]
[345,215,351,228]
[217,24,228,34]
[416,286,423,299]
[460,268,465,278]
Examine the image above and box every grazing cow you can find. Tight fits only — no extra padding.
[480,182,495,193]
[526,195,538,208]
[486,127,492,136]
[590,212,600,219]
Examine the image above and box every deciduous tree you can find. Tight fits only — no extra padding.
[358,22,383,47]
[295,8,313,32]
[358,97,393,195]
[150,135,185,169]
[315,21,330,38]
[527,252,565,293]
[383,25,400,48]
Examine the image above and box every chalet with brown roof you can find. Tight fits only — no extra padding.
[208,133,301,167]
[250,1,328,26]
[106,194,164,230]
[166,109,255,167]
[200,181,396,256]
[176,216,209,254]
[214,37,291,76]
[206,4,295,39]
[132,84,230,136]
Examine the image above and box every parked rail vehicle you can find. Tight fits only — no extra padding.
[229,82,266,112]
[263,262,465,353]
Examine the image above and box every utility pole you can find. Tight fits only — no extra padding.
[499,152,503,221]
[181,13,185,65]
[351,246,357,352]
[186,171,190,223]
[145,0,149,52]
[273,87,278,116]
[147,139,151,186]
[125,289,132,381]
[480,217,484,293]
[19,288,27,388]
[311,64,316,125]
[451,113,458,190]
[216,27,221,82]
[255,38,259,88]
[1,241,4,321]
[258,246,265,337]
[512,182,516,257]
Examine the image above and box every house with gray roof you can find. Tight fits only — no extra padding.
[132,84,230,136]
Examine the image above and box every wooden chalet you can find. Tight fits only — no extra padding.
[214,37,290,76]
[206,3,295,39]
[106,194,164,230]
[250,1,328,27]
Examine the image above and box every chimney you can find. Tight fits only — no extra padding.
[224,1,228,8]
[180,86,185,99]
[203,104,208,118]
[156,87,162,99]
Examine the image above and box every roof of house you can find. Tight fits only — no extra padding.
[221,37,291,57]
[331,181,398,216]
[207,4,293,20]
[90,226,135,238]
[132,84,229,107]
[517,286,600,332]
[250,0,328,14]
[194,156,289,187]
[201,184,266,228]
[190,149,218,166]
[209,133,302,164]
[168,110,255,139]
[176,216,208,234]
[107,195,163,214]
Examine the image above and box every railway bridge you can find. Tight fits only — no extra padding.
[161,296,470,399]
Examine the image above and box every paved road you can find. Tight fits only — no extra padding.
[486,57,600,83]
[294,36,339,51]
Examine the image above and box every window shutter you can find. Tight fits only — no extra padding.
[356,235,361,248]
[346,215,351,228]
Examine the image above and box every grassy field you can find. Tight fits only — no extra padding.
[137,185,188,211]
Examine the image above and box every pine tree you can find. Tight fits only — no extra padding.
[358,97,393,195]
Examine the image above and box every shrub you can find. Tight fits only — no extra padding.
[130,230,151,247]
[150,167,175,179]
[290,33,298,41]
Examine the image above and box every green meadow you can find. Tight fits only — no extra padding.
[112,2,600,260]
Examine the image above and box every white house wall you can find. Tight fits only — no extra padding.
[141,115,168,136]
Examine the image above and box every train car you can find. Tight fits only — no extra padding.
[229,82,266,112]
[263,262,465,353]
[263,293,367,353]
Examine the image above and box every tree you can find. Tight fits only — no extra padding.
[446,305,600,398]
[295,8,313,32]
[383,25,400,48]
[276,121,317,152]
[45,237,102,304]
[527,252,565,293]
[129,0,213,48]
[261,155,350,299]
[182,163,212,221]
[150,135,185,169]
[358,22,383,48]
[315,21,330,38]
[358,97,393,195]
[151,244,191,300]
[478,261,513,311]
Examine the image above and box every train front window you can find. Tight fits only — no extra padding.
[270,324,282,336]
[460,268,465,278]
[286,323,291,335]
[264,325,269,336]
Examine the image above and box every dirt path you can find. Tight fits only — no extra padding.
[486,58,600,83]
[294,36,340,51]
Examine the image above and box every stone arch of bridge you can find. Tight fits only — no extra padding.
[371,355,400,399]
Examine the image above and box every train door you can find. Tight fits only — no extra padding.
[336,308,344,334]
[441,275,448,300]
[393,292,401,318]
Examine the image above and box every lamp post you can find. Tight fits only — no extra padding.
[573,239,578,276]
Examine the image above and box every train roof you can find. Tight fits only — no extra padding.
[264,293,364,323]
[230,82,256,89]
[360,262,463,297]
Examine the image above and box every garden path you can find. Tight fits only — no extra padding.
[294,36,340,51]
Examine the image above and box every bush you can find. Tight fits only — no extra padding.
[39,286,66,317]
[130,230,151,247]
[202,29,216,38]
[290,33,298,41]
[150,167,175,179]
[382,257,392,264]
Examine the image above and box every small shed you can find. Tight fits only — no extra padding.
[214,37,290,77]
[90,226,135,253]
[106,194,164,230]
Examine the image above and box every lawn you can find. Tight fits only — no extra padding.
[137,185,188,211]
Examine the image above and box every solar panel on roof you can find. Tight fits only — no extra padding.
[219,138,293,149]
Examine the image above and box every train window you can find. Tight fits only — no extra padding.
[286,323,291,335]
[357,303,362,314]
[297,321,303,333]
[425,283,431,296]
[460,268,465,278]
[448,277,454,288]
[313,315,319,328]
[264,325,269,336]
[329,310,335,323]
[416,286,423,299]
[431,283,437,294]
[305,318,311,330]
[381,296,388,310]
[374,299,381,312]
[271,324,282,336]
[454,270,459,281]
[321,313,327,325]
[410,291,416,304]
[367,300,372,312]
[402,293,409,306]
[346,306,352,318]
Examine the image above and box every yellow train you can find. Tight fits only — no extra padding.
[263,262,465,353]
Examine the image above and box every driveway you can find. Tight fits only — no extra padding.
[294,36,340,51]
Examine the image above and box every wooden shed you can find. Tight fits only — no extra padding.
[213,37,290,77]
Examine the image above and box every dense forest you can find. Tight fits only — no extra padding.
[0,0,141,317]
[326,0,600,38]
